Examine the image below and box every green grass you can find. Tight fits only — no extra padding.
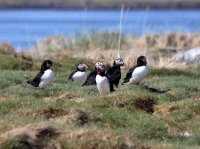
[0,51,34,70]
[0,56,200,149]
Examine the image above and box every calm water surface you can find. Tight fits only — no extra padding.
[0,9,200,50]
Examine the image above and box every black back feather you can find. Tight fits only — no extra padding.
[106,65,121,88]
[82,69,97,86]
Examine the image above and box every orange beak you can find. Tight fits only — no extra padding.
[123,62,126,67]
[84,64,88,69]
[96,67,101,72]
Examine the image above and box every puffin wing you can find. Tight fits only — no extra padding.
[68,70,78,80]
[27,71,44,87]
[123,65,137,83]
[82,70,97,86]
[106,68,121,83]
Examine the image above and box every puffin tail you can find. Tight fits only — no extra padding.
[143,85,171,93]
[27,80,39,87]
[121,79,129,85]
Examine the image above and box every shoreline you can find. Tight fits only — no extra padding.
[1,1,200,9]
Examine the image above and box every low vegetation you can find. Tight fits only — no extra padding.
[0,47,200,148]
[25,32,200,69]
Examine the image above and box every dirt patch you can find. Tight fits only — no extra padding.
[93,97,156,114]
[43,93,83,103]
[134,98,155,113]
[73,109,102,126]
[38,107,69,119]
[19,109,34,116]
[153,105,175,118]
[191,95,200,100]
[0,95,14,101]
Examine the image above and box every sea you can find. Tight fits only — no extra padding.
[0,9,200,50]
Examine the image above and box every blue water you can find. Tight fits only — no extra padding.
[0,9,200,50]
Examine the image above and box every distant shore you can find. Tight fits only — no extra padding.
[1,0,200,9]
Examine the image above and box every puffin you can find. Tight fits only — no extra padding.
[27,60,54,89]
[96,64,115,95]
[68,63,88,82]
[82,61,103,86]
[106,58,126,88]
[122,56,148,85]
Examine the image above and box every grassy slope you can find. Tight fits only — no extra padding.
[0,54,200,148]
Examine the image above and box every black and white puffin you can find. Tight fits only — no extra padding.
[68,63,88,82]
[27,60,54,89]
[96,65,115,95]
[82,61,103,86]
[106,58,126,88]
[122,56,148,84]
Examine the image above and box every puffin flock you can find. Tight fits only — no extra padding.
[27,56,148,95]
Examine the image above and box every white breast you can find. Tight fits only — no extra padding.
[129,66,148,84]
[39,69,54,89]
[96,75,110,95]
[72,71,87,82]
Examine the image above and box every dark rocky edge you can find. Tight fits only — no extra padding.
[0,0,200,9]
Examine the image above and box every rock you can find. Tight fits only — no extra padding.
[180,131,191,137]
[162,46,177,53]
[172,47,200,64]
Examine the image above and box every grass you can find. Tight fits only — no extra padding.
[0,53,200,148]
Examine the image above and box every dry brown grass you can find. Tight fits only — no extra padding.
[136,33,200,50]
[0,42,15,53]
[151,57,187,69]
[26,35,71,58]
[153,105,174,119]
[23,33,200,68]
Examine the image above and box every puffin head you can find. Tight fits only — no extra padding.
[137,56,147,66]
[96,65,106,74]
[94,61,103,72]
[113,58,126,67]
[95,61,103,68]
[41,60,53,71]
[77,63,88,71]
